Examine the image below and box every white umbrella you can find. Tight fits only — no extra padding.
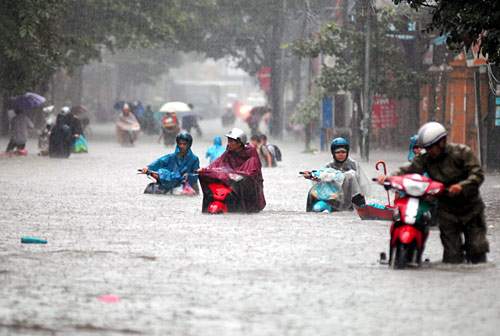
[43,105,55,113]
[159,101,191,113]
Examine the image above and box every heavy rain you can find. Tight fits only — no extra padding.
[1,1,500,335]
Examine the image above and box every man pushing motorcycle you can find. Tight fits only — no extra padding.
[376,121,489,264]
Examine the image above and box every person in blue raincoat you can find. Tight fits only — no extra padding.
[407,135,423,161]
[402,135,436,225]
[141,132,200,193]
[205,136,225,164]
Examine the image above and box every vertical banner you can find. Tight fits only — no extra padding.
[495,97,500,127]
[321,98,334,151]
[257,67,271,95]
[372,95,397,129]
[322,98,334,128]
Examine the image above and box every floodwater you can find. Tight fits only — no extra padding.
[1,119,499,336]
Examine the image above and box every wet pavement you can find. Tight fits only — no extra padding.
[1,120,499,335]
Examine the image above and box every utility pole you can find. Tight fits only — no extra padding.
[280,0,287,138]
[269,0,287,139]
[361,0,372,161]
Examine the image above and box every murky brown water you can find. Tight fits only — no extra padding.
[1,121,499,335]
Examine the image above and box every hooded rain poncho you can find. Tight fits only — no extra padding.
[206,136,226,163]
[408,135,419,161]
[147,146,200,190]
[200,144,265,212]
[49,114,73,158]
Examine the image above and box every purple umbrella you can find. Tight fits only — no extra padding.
[9,92,46,110]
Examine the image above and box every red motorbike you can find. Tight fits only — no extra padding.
[205,182,236,214]
[377,174,445,269]
[198,168,255,214]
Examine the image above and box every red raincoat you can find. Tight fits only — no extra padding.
[199,144,266,212]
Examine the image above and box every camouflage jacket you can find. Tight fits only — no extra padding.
[390,142,484,216]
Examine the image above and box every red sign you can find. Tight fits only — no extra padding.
[257,67,271,95]
[465,43,487,67]
[372,95,397,129]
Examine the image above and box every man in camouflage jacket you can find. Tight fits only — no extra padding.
[378,136,489,264]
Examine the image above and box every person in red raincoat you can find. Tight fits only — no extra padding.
[198,128,266,213]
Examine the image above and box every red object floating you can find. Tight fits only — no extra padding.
[99,294,121,303]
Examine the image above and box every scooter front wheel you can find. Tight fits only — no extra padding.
[389,241,409,270]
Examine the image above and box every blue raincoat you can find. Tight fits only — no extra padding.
[147,147,200,189]
[408,135,419,161]
[405,134,428,183]
[205,136,225,163]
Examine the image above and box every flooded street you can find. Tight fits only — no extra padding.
[1,120,499,336]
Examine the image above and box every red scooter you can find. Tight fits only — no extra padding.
[377,174,445,269]
[198,168,252,214]
[205,182,236,214]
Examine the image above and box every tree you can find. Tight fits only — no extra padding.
[0,0,214,134]
[108,48,182,102]
[393,0,500,66]
[199,0,334,138]
[291,94,321,151]
[0,0,218,93]
[197,0,289,137]
[58,0,213,105]
[0,0,71,97]
[288,6,423,159]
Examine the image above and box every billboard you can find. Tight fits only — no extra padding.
[372,95,397,129]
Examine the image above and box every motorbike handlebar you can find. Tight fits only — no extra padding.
[372,177,390,185]
[300,171,320,181]
[372,177,391,191]
[137,169,159,179]
[372,177,451,195]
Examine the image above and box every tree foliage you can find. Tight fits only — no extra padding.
[109,49,181,86]
[0,0,214,97]
[288,9,422,100]
[292,94,321,126]
[0,0,72,96]
[196,0,333,137]
[199,0,333,75]
[393,0,500,65]
[196,0,286,75]
[291,93,321,151]
[63,0,211,66]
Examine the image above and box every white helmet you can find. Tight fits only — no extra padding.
[61,106,71,115]
[225,127,247,144]
[418,121,447,147]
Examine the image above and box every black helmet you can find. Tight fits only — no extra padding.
[176,132,193,148]
[330,137,349,155]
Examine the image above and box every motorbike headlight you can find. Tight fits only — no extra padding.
[427,188,441,195]
[403,179,430,197]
